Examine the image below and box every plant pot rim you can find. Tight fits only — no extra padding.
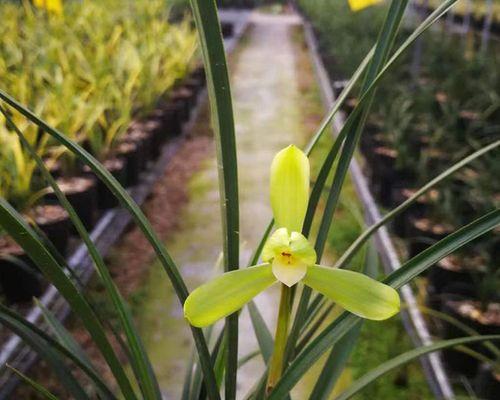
[437,254,487,274]
[400,188,439,202]
[412,217,455,235]
[49,176,96,195]
[0,236,24,256]
[373,146,397,158]
[446,299,500,327]
[28,204,69,225]
[116,141,139,154]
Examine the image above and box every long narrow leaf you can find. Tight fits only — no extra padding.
[336,139,500,267]
[288,0,409,365]
[0,311,90,400]
[247,301,274,363]
[416,305,500,358]
[335,335,500,400]
[188,1,239,398]
[36,300,95,370]
[288,0,460,362]
[0,198,137,398]
[0,90,219,400]
[303,47,375,156]
[181,351,195,400]
[0,304,116,399]
[7,366,60,400]
[316,0,408,264]
[309,322,362,400]
[0,106,161,400]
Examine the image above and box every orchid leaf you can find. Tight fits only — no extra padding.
[303,266,400,321]
[184,264,277,327]
[270,145,310,233]
[7,366,60,400]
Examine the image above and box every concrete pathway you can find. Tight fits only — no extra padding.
[136,12,312,398]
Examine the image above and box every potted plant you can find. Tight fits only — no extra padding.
[0,125,71,255]
[475,363,500,400]
[439,250,499,377]
[0,233,43,304]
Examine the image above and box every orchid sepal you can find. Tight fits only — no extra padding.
[302,265,400,321]
[183,263,276,327]
[270,145,310,233]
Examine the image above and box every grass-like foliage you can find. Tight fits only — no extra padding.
[0,1,498,400]
[0,0,196,167]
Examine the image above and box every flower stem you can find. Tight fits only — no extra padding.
[266,284,292,395]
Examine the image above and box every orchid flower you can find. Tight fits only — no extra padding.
[184,145,400,328]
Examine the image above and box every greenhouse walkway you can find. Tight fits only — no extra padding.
[134,12,316,398]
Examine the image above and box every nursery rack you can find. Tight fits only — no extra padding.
[0,10,251,399]
[302,16,456,400]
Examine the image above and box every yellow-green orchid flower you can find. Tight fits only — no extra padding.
[184,145,400,327]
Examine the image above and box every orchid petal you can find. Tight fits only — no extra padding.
[270,145,310,233]
[289,231,316,265]
[272,257,308,287]
[184,264,276,327]
[303,265,400,321]
[262,227,290,262]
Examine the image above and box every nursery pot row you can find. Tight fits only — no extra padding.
[0,67,206,305]
[346,98,499,396]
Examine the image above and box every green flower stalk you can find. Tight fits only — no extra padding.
[183,145,400,387]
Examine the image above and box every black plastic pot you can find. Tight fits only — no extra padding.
[440,297,480,377]
[426,280,476,313]
[191,65,206,84]
[433,91,449,117]
[124,130,154,170]
[221,22,234,38]
[457,110,481,132]
[440,299,500,377]
[332,81,346,98]
[408,217,454,258]
[30,204,71,256]
[162,101,184,136]
[427,255,486,295]
[475,364,500,400]
[362,134,391,165]
[360,129,389,159]
[183,76,204,97]
[84,158,127,210]
[342,97,358,116]
[369,146,399,208]
[45,176,98,230]
[424,148,449,172]
[143,119,166,160]
[391,188,438,237]
[41,157,63,179]
[170,87,196,122]
[0,239,43,304]
[116,141,142,187]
